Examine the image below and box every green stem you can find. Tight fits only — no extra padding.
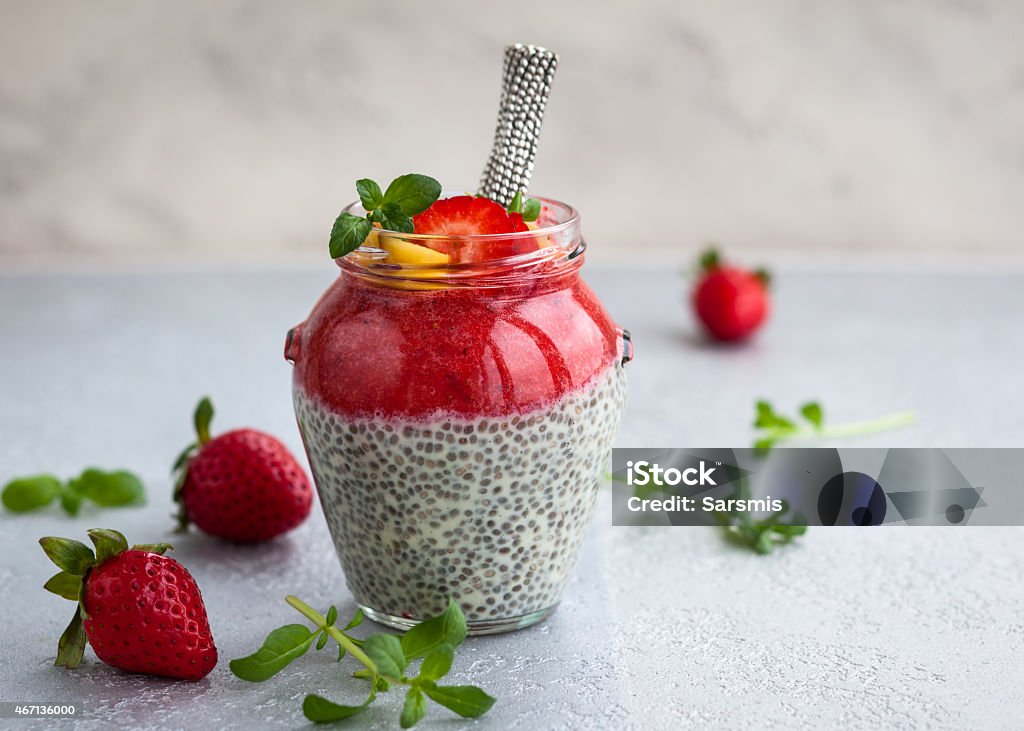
[285,595,377,673]
[816,410,917,439]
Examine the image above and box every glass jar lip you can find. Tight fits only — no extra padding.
[340,193,580,243]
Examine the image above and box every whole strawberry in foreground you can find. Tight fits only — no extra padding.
[39,528,217,680]
[173,397,313,543]
[692,248,771,342]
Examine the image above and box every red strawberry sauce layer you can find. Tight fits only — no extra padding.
[292,271,620,419]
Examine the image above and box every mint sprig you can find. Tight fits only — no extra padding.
[507,190,541,222]
[330,174,442,258]
[3,469,144,516]
[231,596,494,727]
[753,400,916,452]
[712,489,808,555]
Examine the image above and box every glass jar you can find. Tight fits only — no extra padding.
[286,197,631,634]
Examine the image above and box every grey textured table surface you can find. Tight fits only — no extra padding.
[1,265,1022,730]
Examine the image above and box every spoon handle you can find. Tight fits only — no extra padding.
[477,43,559,206]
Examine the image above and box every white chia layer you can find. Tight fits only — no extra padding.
[294,361,626,624]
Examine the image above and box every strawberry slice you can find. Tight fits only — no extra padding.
[413,196,537,262]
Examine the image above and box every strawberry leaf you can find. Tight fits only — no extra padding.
[54,610,87,669]
[194,397,214,446]
[43,571,83,601]
[87,528,129,563]
[39,537,95,575]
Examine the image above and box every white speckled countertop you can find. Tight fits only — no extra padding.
[1,265,1022,730]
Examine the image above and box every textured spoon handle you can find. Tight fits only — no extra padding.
[477,43,559,206]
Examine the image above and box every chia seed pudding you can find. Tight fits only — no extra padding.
[294,360,626,628]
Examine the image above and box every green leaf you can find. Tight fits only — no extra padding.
[522,198,541,222]
[325,605,338,627]
[754,267,772,287]
[422,683,496,718]
[60,491,83,516]
[343,607,364,630]
[508,190,524,213]
[699,247,720,273]
[316,632,329,651]
[380,202,414,234]
[171,443,197,473]
[356,178,383,210]
[54,610,87,669]
[364,633,407,678]
[401,687,427,728]
[302,689,375,723]
[70,469,145,507]
[754,400,796,431]
[800,402,824,430]
[382,174,442,216]
[230,624,318,682]
[39,537,95,575]
[3,475,61,512]
[401,598,467,660]
[330,213,373,258]
[418,644,453,681]
[44,571,83,601]
[87,528,129,563]
[193,397,214,446]
[130,543,173,555]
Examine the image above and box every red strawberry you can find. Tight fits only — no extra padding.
[173,397,312,543]
[39,528,217,680]
[412,195,536,262]
[692,248,770,341]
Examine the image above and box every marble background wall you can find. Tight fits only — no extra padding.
[2,0,1023,268]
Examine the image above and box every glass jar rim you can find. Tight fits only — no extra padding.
[340,194,580,244]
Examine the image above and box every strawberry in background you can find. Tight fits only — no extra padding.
[692,248,771,342]
[39,528,217,680]
[173,397,313,543]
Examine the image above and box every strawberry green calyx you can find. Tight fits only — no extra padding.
[172,396,215,532]
[698,247,721,274]
[39,529,171,669]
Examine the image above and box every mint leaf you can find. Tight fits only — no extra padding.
[380,202,414,234]
[330,213,373,258]
[800,402,824,429]
[364,634,407,678]
[325,605,338,627]
[356,178,383,210]
[418,644,453,681]
[55,610,87,669]
[401,598,467,659]
[522,198,541,222]
[69,469,144,507]
[422,683,496,718]
[303,689,375,723]
[60,490,83,516]
[43,571,83,601]
[343,608,364,631]
[87,528,129,563]
[231,624,319,682]
[754,400,796,430]
[508,190,524,214]
[382,174,442,216]
[2,475,61,512]
[401,687,427,728]
[38,537,95,575]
